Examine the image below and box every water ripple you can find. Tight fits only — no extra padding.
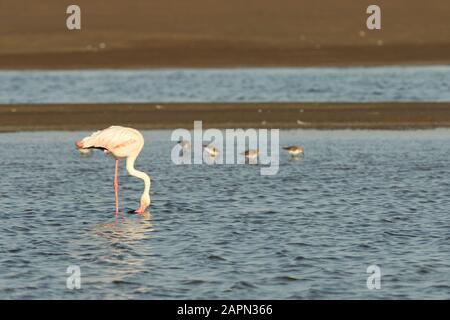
[0,129,449,299]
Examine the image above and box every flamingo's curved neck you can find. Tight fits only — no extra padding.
[126,156,151,197]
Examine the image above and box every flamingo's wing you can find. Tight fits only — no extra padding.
[79,126,143,157]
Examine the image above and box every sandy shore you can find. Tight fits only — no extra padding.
[1,103,450,132]
[1,0,450,68]
[2,2,448,131]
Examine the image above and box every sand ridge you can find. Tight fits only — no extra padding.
[1,103,450,132]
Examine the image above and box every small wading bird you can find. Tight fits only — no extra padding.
[242,149,259,161]
[203,144,220,157]
[283,145,304,157]
[178,139,191,151]
[75,126,151,217]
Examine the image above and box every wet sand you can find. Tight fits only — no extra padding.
[1,0,450,68]
[2,2,448,131]
[1,103,450,132]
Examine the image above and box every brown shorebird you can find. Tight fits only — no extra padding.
[283,145,304,156]
[203,144,220,157]
[241,149,259,160]
[178,139,191,151]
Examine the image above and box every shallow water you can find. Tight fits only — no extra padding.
[1,66,450,104]
[0,129,449,299]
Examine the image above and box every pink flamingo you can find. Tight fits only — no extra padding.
[75,126,151,216]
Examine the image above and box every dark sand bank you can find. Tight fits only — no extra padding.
[1,103,450,132]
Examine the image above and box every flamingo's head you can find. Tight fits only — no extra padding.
[136,193,150,213]
[75,140,83,149]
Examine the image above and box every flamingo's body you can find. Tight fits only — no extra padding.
[75,126,151,216]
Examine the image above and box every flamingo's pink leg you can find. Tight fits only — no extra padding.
[114,159,119,218]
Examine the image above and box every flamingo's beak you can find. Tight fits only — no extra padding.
[75,140,83,149]
[134,206,147,214]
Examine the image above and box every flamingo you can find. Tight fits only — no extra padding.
[75,126,151,217]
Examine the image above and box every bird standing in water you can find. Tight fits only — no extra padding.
[242,149,259,159]
[203,144,220,158]
[241,149,259,163]
[283,145,304,157]
[178,139,191,152]
[75,126,151,217]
